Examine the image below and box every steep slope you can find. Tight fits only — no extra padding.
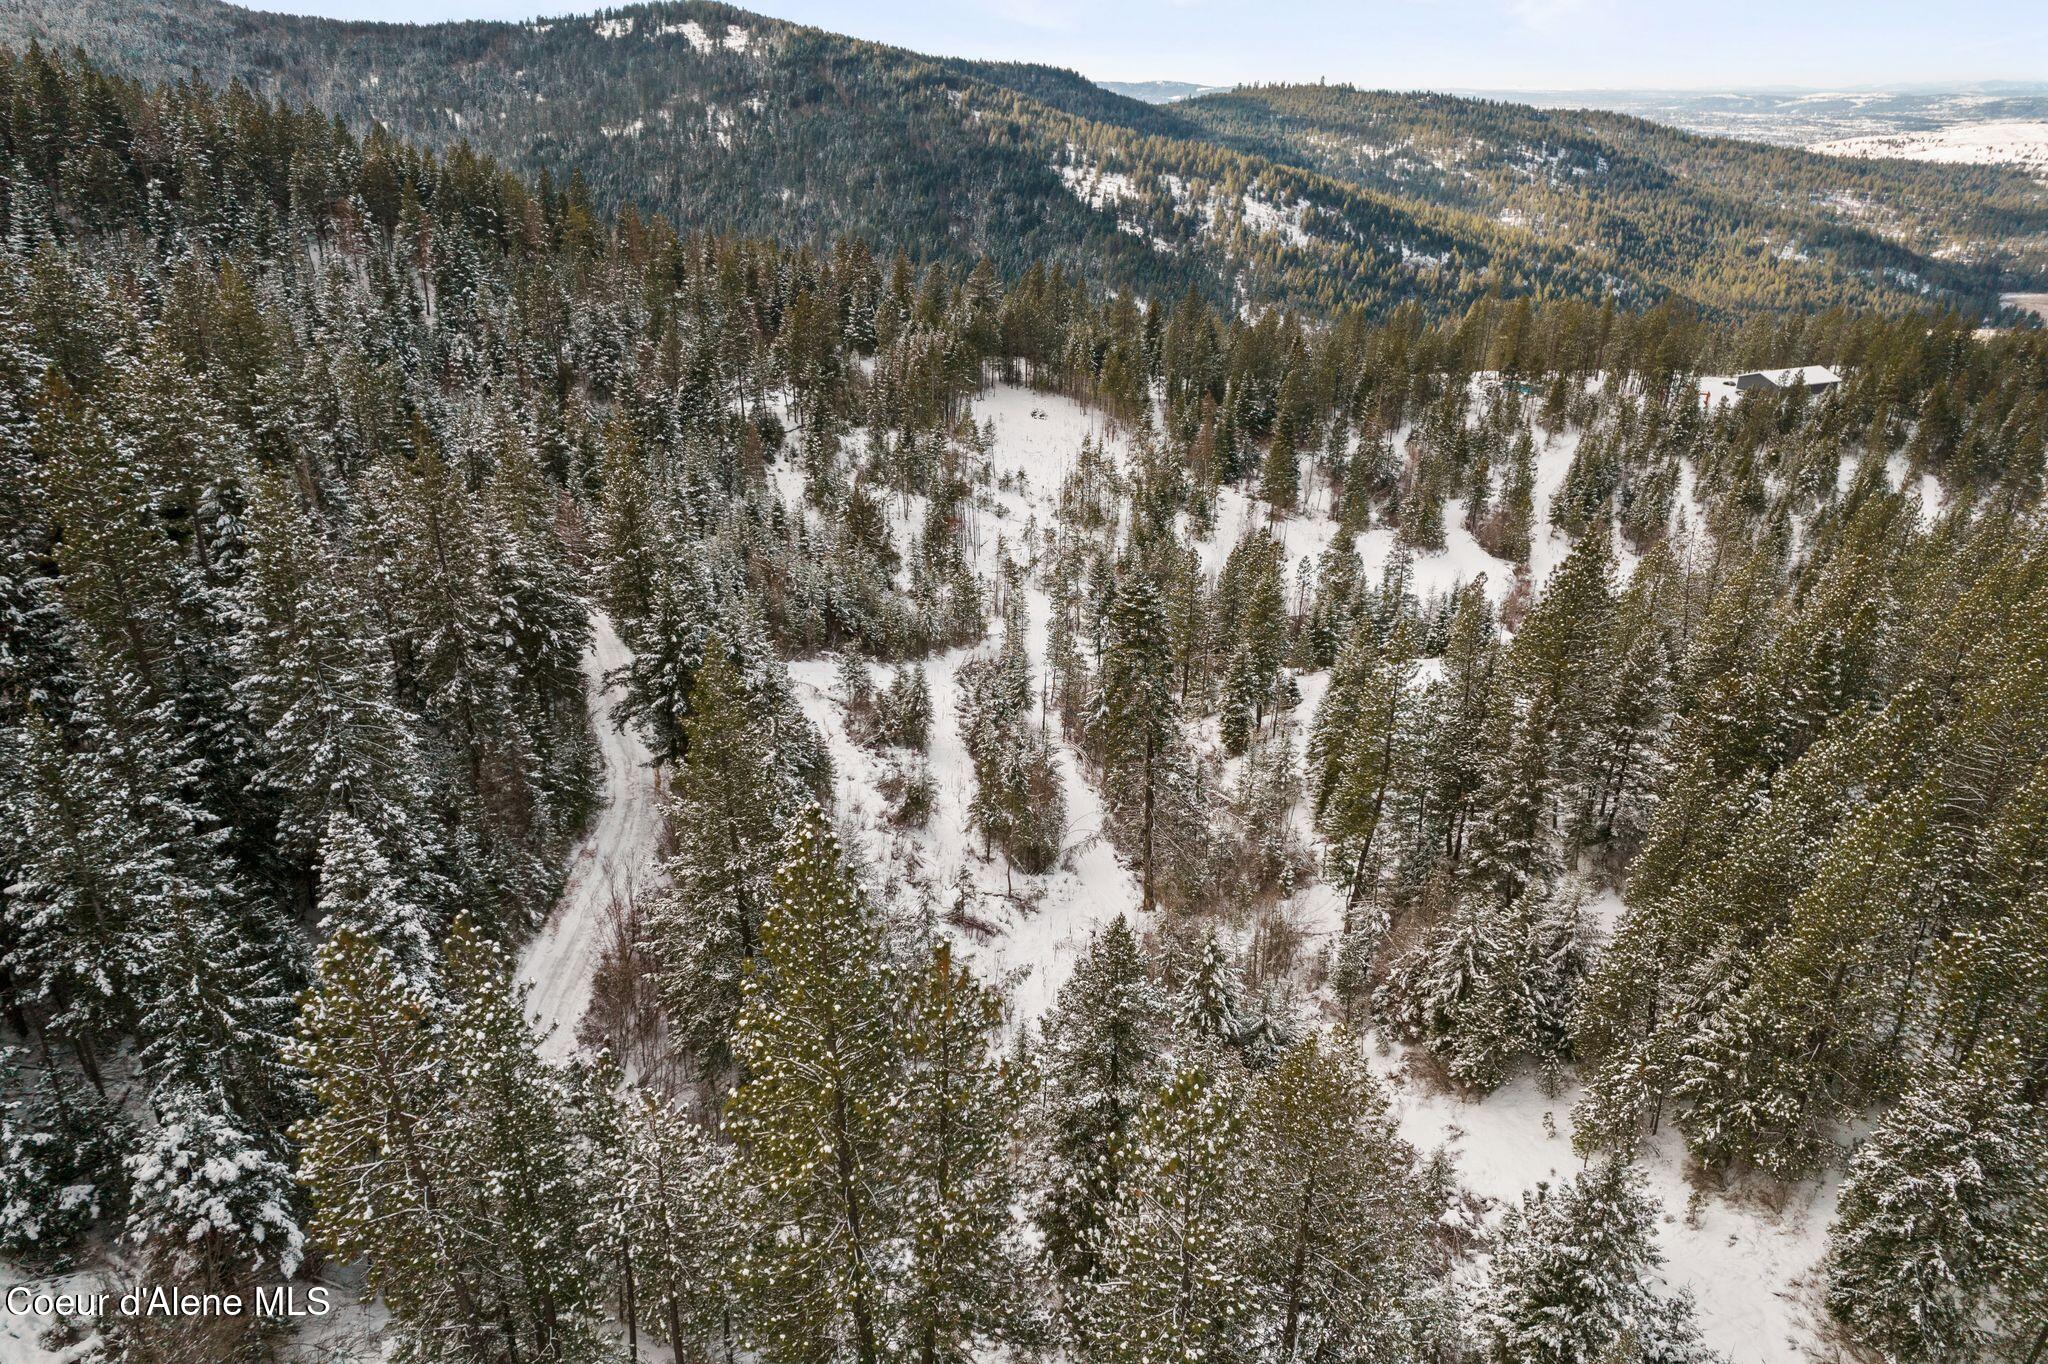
[0,0,2036,320]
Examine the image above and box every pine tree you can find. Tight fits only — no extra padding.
[435,919,611,1363]
[726,809,902,1364]
[646,636,790,1075]
[1094,571,1180,912]
[1240,1032,1452,1362]
[1462,695,1561,912]
[1378,894,1526,1091]
[315,811,440,985]
[1261,426,1300,513]
[581,1077,733,1364]
[1475,1158,1716,1364]
[1309,620,1417,907]
[898,941,1028,1363]
[234,470,436,889]
[878,663,935,751]
[0,1043,126,1263]
[1082,1062,1250,1364]
[122,1080,304,1286]
[1824,1064,2036,1364]
[292,929,500,1360]
[1035,915,1169,1288]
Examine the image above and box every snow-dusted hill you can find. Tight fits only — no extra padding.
[783,383,1841,1363]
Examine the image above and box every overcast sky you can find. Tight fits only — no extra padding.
[234,0,2048,91]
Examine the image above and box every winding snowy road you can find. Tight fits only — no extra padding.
[515,611,664,1061]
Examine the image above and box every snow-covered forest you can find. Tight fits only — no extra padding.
[1,45,2045,1364]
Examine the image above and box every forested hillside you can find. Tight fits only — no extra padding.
[0,0,2043,321]
[1,41,2045,1364]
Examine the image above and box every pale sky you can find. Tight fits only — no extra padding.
[235,0,2048,91]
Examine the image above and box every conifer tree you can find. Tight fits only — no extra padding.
[646,636,790,1075]
[234,471,434,881]
[898,941,1028,1363]
[435,919,610,1363]
[1035,916,1169,1289]
[293,930,499,1360]
[1474,1158,1716,1364]
[1824,1064,2036,1364]
[584,1080,733,1364]
[1309,620,1417,907]
[1093,571,1180,912]
[123,1081,305,1286]
[1082,1062,1250,1364]
[1241,1032,1452,1362]
[726,809,902,1364]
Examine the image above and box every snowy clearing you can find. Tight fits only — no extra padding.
[1812,119,2048,175]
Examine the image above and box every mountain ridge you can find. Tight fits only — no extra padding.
[2,0,2041,319]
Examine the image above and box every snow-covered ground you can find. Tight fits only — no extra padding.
[791,387,1146,1022]
[499,383,1841,1361]
[1368,1045,1844,1363]
[1812,119,2048,175]
[513,610,665,1061]
[834,384,1834,1362]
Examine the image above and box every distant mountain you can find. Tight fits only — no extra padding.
[1484,83,2048,149]
[3,0,2041,318]
[1100,80,1231,104]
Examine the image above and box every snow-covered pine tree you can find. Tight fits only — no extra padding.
[1461,693,1562,913]
[1082,1061,1251,1364]
[645,635,791,1076]
[877,662,934,751]
[1309,619,1418,907]
[122,1080,304,1286]
[1094,568,1180,912]
[577,1073,733,1363]
[234,469,440,901]
[1378,893,1524,1091]
[1034,915,1169,1290]
[292,929,500,1359]
[1824,1063,2036,1364]
[1474,1157,1717,1364]
[726,808,902,1364]
[0,1042,126,1263]
[434,918,611,1363]
[315,811,441,986]
[1240,1032,1454,1362]
[897,940,1029,1363]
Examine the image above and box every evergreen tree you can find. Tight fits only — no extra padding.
[726,809,902,1364]
[292,930,500,1360]
[1241,1032,1452,1362]
[1082,1062,1250,1364]
[1035,916,1169,1288]
[1824,1064,2037,1364]
[646,636,790,1076]
[435,919,611,1363]
[1475,1158,1717,1364]
[1093,571,1180,912]
[123,1080,305,1286]
[898,941,1029,1363]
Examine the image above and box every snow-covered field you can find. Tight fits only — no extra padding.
[1812,119,2048,175]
